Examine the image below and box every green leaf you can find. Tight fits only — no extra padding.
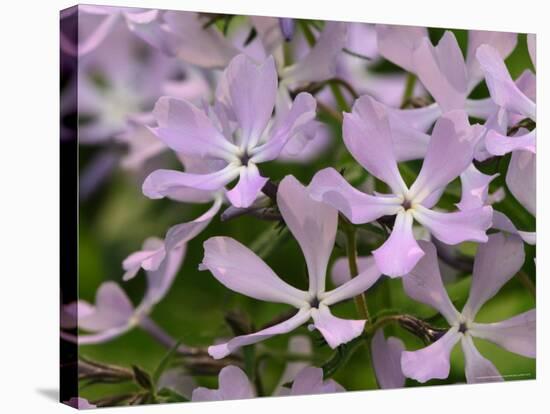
[152,340,182,387]
[157,387,189,403]
[132,365,154,392]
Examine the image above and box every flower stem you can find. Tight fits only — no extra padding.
[342,218,370,322]
[516,270,536,299]
[400,73,417,108]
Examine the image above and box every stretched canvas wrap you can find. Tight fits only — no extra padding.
[60,4,537,409]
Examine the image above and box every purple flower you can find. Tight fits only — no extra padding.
[64,397,96,409]
[61,238,185,344]
[200,175,381,359]
[401,234,535,383]
[309,96,492,277]
[279,367,345,396]
[143,54,317,208]
[477,44,536,216]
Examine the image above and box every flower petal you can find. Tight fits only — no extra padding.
[476,45,537,121]
[412,31,468,112]
[403,241,461,323]
[506,149,536,216]
[226,164,269,208]
[466,31,517,92]
[322,257,381,306]
[461,335,503,383]
[414,204,492,245]
[462,233,525,320]
[278,175,338,296]
[401,328,461,383]
[527,34,536,67]
[408,110,482,202]
[376,24,428,72]
[308,168,402,224]
[492,211,536,245]
[142,164,240,198]
[470,309,536,358]
[371,330,406,389]
[281,22,347,87]
[457,164,499,211]
[208,308,311,359]
[343,96,407,194]
[331,255,380,287]
[151,97,237,160]
[310,305,365,348]
[290,367,345,395]
[201,236,308,307]
[251,92,317,163]
[373,211,425,278]
[192,366,255,401]
[217,54,277,149]
[486,129,536,156]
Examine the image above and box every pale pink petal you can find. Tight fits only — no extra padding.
[466,31,517,91]
[403,241,461,324]
[277,175,338,296]
[461,335,503,383]
[470,309,536,358]
[413,205,492,245]
[343,96,407,194]
[310,305,365,348]
[506,150,536,216]
[124,10,173,54]
[457,164,499,211]
[412,31,468,112]
[151,97,237,160]
[462,233,525,320]
[408,110,482,202]
[371,330,406,389]
[322,256,381,305]
[201,236,308,307]
[486,129,536,156]
[290,367,345,395]
[373,211,425,278]
[226,164,269,208]
[122,237,166,281]
[376,24,428,72]
[387,111,432,162]
[217,54,277,149]
[192,366,255,401]
[401,328,461,383]
[142,165,240,198]
[308,168,402,224]
[492,211,536,245]
[476,45,536,120]
[208,309,312,359]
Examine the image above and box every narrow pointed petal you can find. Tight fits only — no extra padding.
[466,31,517,91]
[308,168,402,225]
[201,236,308,307]
[277,175,338,296]
[463,233,525,320]
[208,309,311,359]
[506,149,536,216]
[403,241,461,323]
[413,205,492,245]
[124,10,174,55]
[343,96,407,194]
[376,24,428,72]
[401,328,461,383]
[457,164,499,211]
[412,31,468,112]
[281,22,347,87]
[476,45,536,121]
[408,110,482,203]
[331,255,380,287]
[461,335,503,383]
[492,211,536,245]
[226,164,269,208]
[322,257,381,305]
[372,330,406,389]
[142,165,240,199]
[310,305,365,348]
[217,54,277,149]
[151,97,237,160]
[486,129,536,156]
[470,309,536,358]
[251,92,317,163]
[373,211,425,278]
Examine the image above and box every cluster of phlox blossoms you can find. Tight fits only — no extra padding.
[61,6,536,407]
